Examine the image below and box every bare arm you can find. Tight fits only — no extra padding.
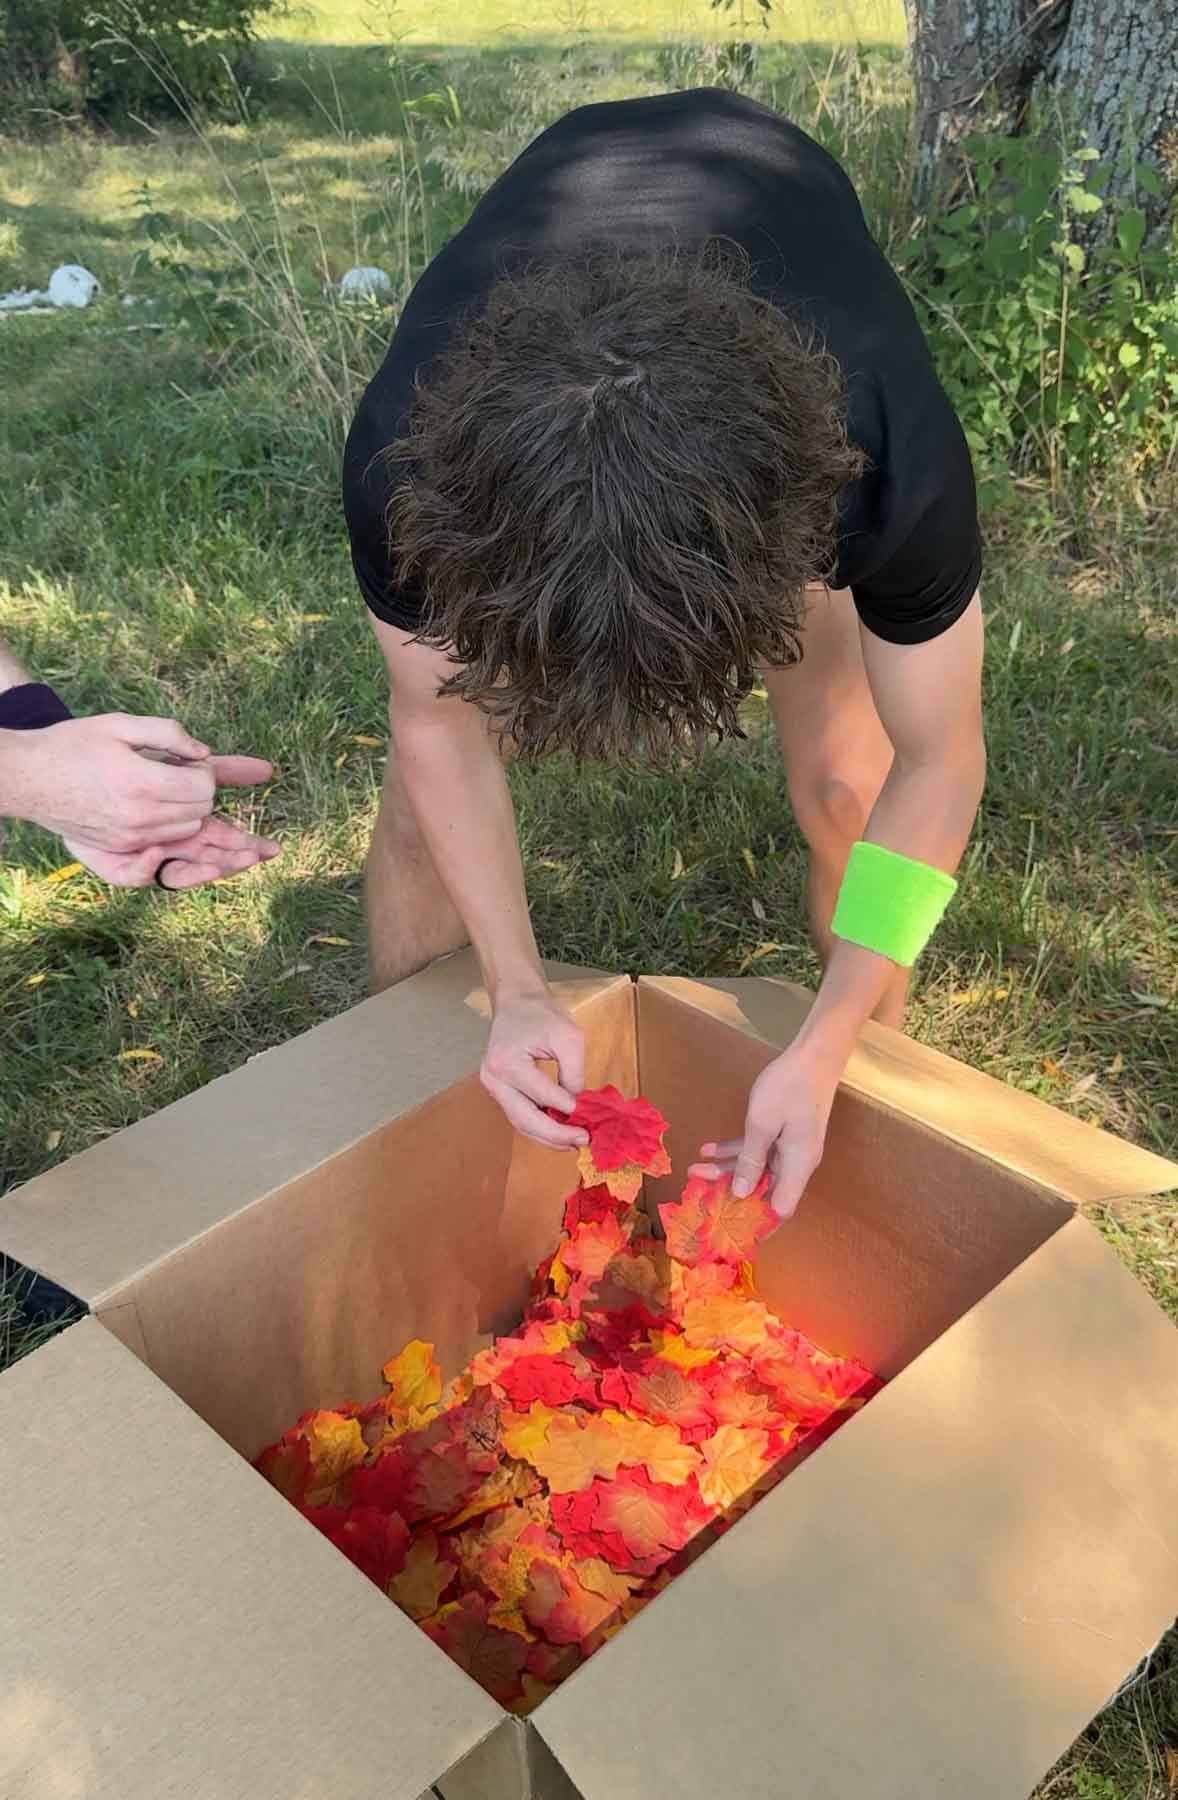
[705,594,986,1217]
[374,619,587,1150]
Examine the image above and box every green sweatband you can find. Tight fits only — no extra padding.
[831,841,957,967]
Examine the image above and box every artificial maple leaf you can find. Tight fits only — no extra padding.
[500,1401,559,1463]
[600,1359,715,1437]
[574,1556,643,1607]
[497,1352,596,1409]
[660,1172,776,1269]
[559,1213,630,1283]
[442,1458,539,1531]
[592,1469,713,1564]
[521,1558,616,1646]
[705,1376,785,1431]
[301,1411,367,1508]
[600,1409,702,1486]
[424,1593,530,1706]
[574,1149,646,1203]
[696,1425,775,1510]
[382,1339,443,1421]
[509,1673,558,1716]
[527,1411,626,1494]
[389,1532,458,1621]
[646,1328,720,1372]
[430,1395,504,1474]
[561,1086,671,1174]
[682,1294,773,1356]
[305,1503,410,1592]
[256,1431,312,1505]
[562,1183,625,1233]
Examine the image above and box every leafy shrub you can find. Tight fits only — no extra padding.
[899,130,1178,517]
[0,0,282,120]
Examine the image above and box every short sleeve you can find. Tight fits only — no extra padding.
[851,416,982,646]
[342,405,426,632]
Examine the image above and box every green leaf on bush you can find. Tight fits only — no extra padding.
[1116,209,1146,259]
[1068,188,1104,215]
[1118,342,1141,369]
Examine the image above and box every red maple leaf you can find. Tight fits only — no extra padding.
[562,1183,625,1233]
[496,1354,596,1409]
[424,1593,530,1706]
[554,1086,670,1174]
[521,1559,616,1646]
[305,1503,410,1592]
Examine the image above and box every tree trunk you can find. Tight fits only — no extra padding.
[904,0,1178,228]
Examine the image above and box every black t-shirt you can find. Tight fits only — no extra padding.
[343,88,981,647]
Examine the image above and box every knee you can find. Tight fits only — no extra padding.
[788,767,880,858]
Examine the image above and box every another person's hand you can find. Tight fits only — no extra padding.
[63,814,280,890]
[690,1048,839,1223]
[4,712,270,854]
[481,990,590,1150]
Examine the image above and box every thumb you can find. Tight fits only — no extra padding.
[732,1119,775,1198]
[115,715,210,761]
[207,753,273,788]
[556,1022,585,1102]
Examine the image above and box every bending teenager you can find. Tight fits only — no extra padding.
[344,90,986,1220]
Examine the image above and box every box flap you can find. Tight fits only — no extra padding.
[639,976,1178,1203]
[534,1215,1178,1800]
[0,1319,501,1800]
[0,954,623,1307]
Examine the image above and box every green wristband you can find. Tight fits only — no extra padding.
[830,841,957,968]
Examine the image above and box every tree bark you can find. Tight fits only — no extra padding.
[904,0,1178,227]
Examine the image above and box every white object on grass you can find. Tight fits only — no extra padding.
[0,286,52,311]
[338,265,394,303]
[48,264,101,308]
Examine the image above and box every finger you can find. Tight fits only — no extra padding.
[142,817,209,845]
[208,754,274,788]
[116,715,210,760]
[685,1158,739,1181]
[699,1139,743,1160]
[508,1063,589,1133]
[160,851,268,890]
[137,764,218,809]
[188,815,281,856]
[554,1029,585,1100]
[732,1126,775,1198]
[483,1075,588,1149]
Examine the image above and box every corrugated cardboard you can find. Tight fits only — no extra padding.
[3,957,1176,1800]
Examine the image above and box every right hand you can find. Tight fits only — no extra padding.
[5,713,272,854]
[480,990,589,1150]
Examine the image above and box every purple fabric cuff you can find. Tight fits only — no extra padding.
[0,684,75,731]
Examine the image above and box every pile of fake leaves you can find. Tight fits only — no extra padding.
[257,1086,876,1710]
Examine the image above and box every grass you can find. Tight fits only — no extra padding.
[1,3,1176,1792]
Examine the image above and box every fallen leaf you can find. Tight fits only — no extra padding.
[45,1129,63,1151]
[948,985,1010,1007]
[126,998,140,1018]
[1163,1744,1178,1798]
[45,862,83,885]
[1108,1052,1125,1078]
[1067,1071,1097,1105]
[741,847,757,879]
[25,972,45,987]
[334,751,348,769]
[389,1533,457,1620]
[670,847,684,879]
[349,733,384,747]
[117,1048,162,1064]
[277,963,313,981]
[308,934,352,947]
[296,613,331,623]
[383,1340,442,1418]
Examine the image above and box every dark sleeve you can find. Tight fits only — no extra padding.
[851,416,982,647]
[342,403,426,633]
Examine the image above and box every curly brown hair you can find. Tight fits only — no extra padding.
[386,244,863,762]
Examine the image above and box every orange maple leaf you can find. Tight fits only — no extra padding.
[528,1411,626,1493]
[600,1409,702,1486]
[302,1411,367,1508]
[660,1173,776,1269]
[521,1558,616,1646]
[559,1213,629,1282]
[646,1328,719,1371]
[592,1469,712,1562]
[682,1294,773,1355]
[501,1401,559,1464]
[388,1532,457,1621]
[382,1340,443,1420]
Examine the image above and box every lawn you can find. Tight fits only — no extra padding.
[1,1,1175,1791]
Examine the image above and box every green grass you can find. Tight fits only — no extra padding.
[1,5,1176,1792]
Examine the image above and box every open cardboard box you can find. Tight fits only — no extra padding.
[3,955,1178,1800]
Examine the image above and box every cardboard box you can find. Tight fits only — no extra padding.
[3,956,1177,1800]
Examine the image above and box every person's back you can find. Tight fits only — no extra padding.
[346,90,986,1224]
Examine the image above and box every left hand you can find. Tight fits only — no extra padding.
[689,1049,839,1223]
[63,813,280,889]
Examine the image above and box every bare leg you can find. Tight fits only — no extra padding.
[765,585,909,1030]
[365,749,469,994]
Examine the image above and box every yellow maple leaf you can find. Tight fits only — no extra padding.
[382,1340,442,1417]
[303,1411,366,1507]
[647,1328,718,1371]
[500,1400,559,1465]
[697,1425,773,1509]
[600,1409,702,1486]
[389,1534,456,1621]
